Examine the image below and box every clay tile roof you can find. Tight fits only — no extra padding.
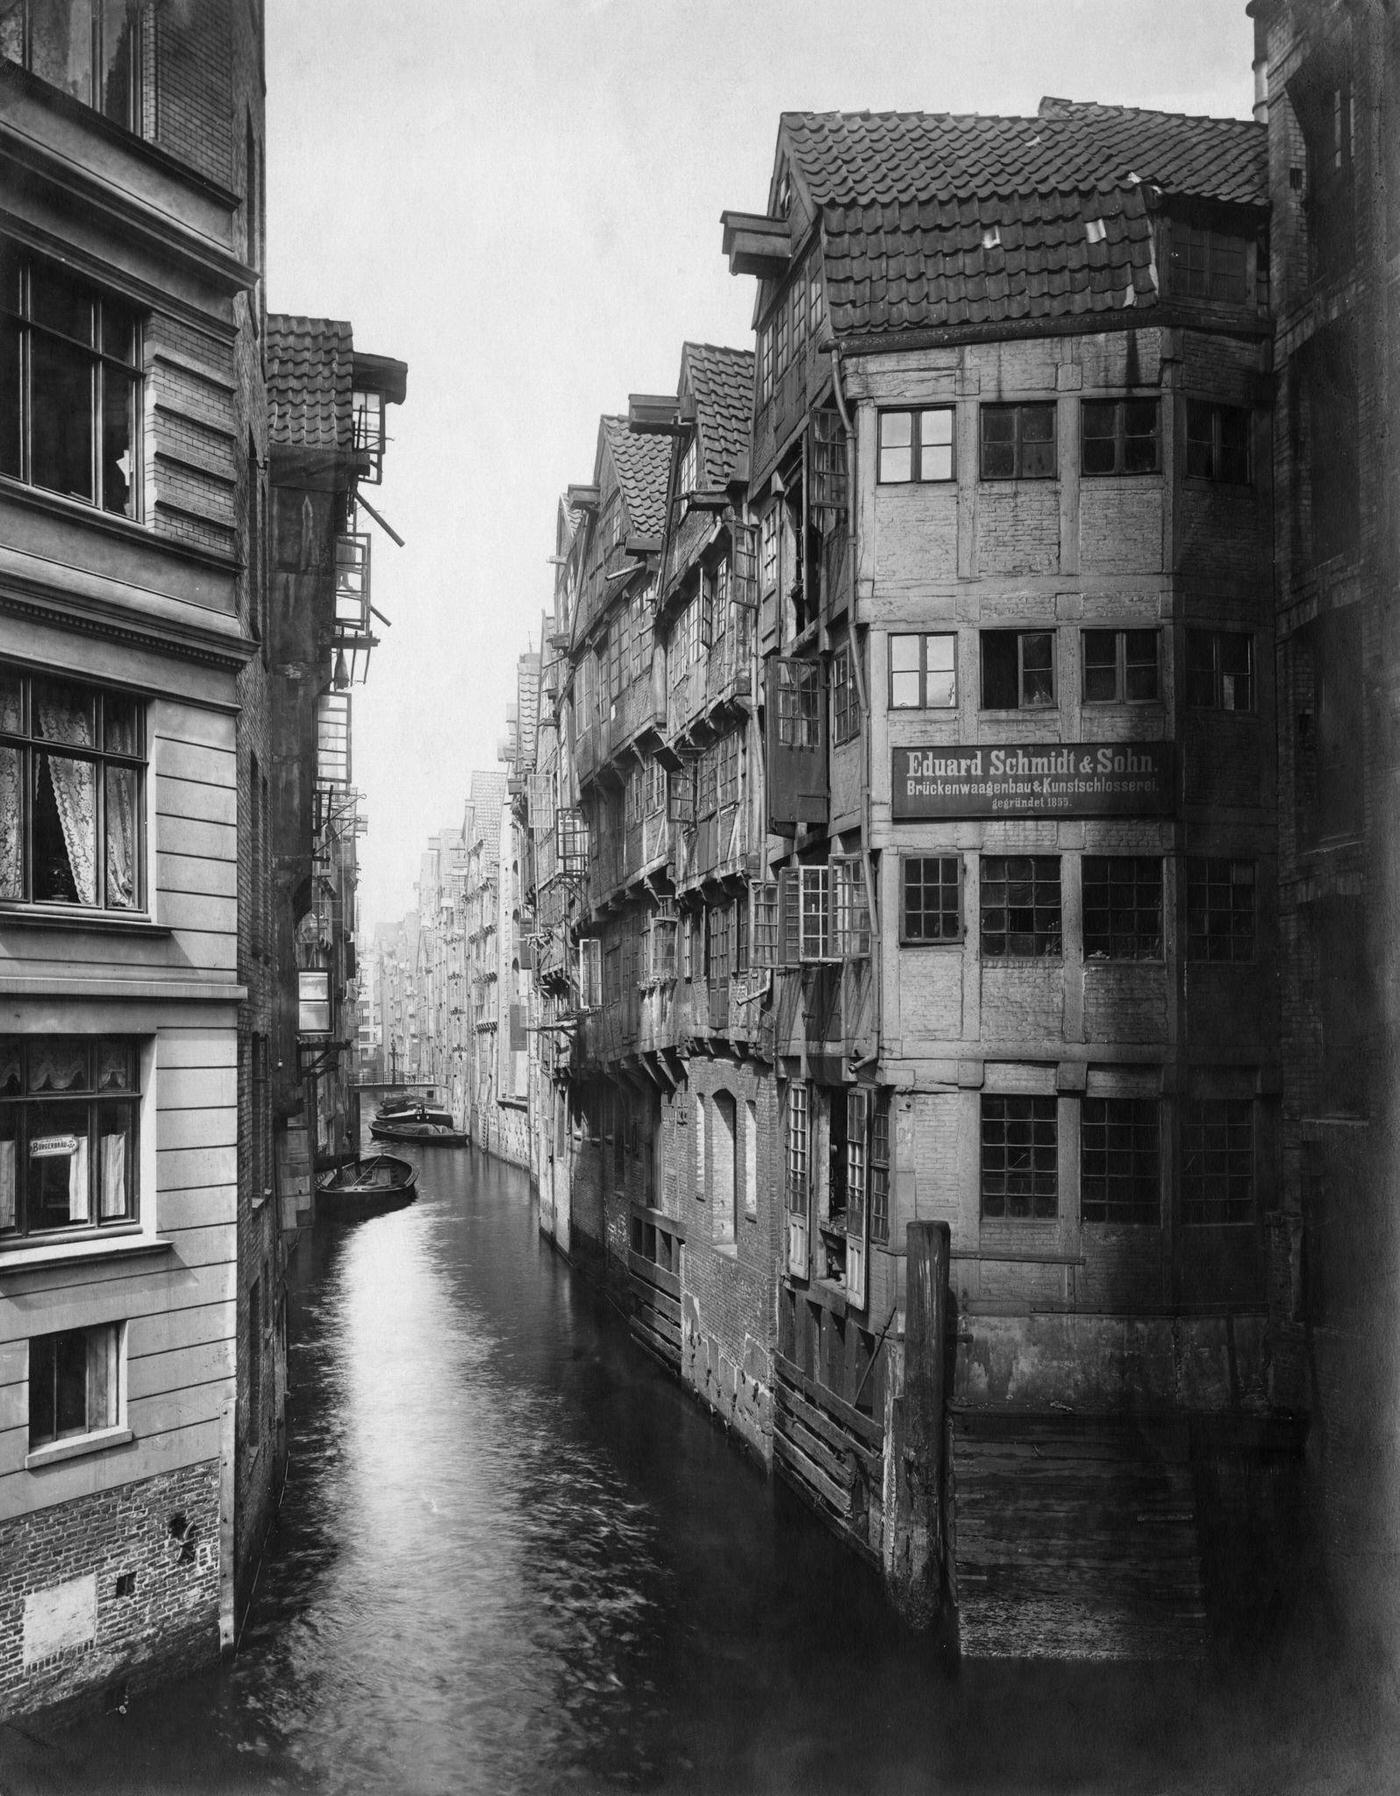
[777,103,1266,340]
[601,416,671,539]
[469,771,509,860]
[266,315,354,449]
[683,342,755,487]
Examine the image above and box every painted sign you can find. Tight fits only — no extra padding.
[892,741,1173,819]
[29,1133,79,1158]
[24,1574,96,1666]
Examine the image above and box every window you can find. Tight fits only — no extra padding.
[1181,1098,1254,1225]
[889,633,956,709]
[758,320,773,403]
[678,433,699,498]
[786,1081,809,1211]
[1,1,151,132]
[0,1036,139,1241]
[1167,222,1249,305]
[759,504,780,597]
[1082,629,1159,703]
[980,856,1061,957]
[831,643,859,744]
[1184,401,1250,484]
[833,857,870,958]
[902,855,961,943]
[1081,1098,1160,1224]
[29,1322,121,1451]
[1081,399,1160,475]
[775,658,821,747]
[1082,857,1162,960]
[877,408,955,483]
[869,1098,890,1245]
[0,669,144,911]
[704,902,731,982]
[796,864,832,963]
[1187,858,1255,962]
[298,970,330,1034]
[1294,69,1355,276]
[980,402,1056,479]
[751,879,779,968]
[980,630,1055,709]
[981,1095,1057,1219]
[0,242,141,517]
[1186,630,1253,711]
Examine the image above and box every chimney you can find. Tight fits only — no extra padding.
[1247,1,1270,125]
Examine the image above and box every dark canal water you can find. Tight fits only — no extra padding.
[11,1151,1395,1794]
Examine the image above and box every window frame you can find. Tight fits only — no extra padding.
[979,855,1062,959]
[900,854,962,945]
[1167,221,1250,306]
[0,239,144,519]
[1185,628,1254,712]
[1180,1097,1255,1227]
[830,642,859,745]
[1081,1097,1161,1225]
[1184,400,1251,485]
[889,632,956,710]
[1081,628,1160,704]
[979,401,1057,481]
[0,1035,141,1246]
[1080,397,1161,476]
[980,1093,1058,1220]
[27,1320,124,1458]
[1186,857,1256,963]
[0,667,147,915]
[979,629,1056,711]
[1081,856,1164,962]
[877,406,956,484]
[2,0,153,134]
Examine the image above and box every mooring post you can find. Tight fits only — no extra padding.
[888,1219,950,1631]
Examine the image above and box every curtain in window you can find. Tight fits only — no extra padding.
[68,1136,89,1222]
[0,1137,13,1229]
[36,690,97,904]
[32,1041,86,1092]
[0,745,20,898]
[100,1131,126,1219]
[105,764,136,907]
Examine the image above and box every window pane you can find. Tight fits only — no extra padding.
[981,632,1020,708]
[890,669,921,708]
[31,261,93,347]
[100,0,138,128]
[878,412,912,483]
[31,330,94,502]
[32,0,94,104]
[0,1,23,63]
[980,407,1016,478]
[889,633,921,673]
[1083,630,1118,702]
[101,368,136,517]
[1185,402,1215,479]
[34,753,98,904]
[28,1099,90,1230]
[919,409,954,480]
[105,762,138,908]
[1219,408,1250,484]
[0,742,20,898]
[1081,401,1118,475]
[0,312,20,481]
[924,635,956,707]
[1123,401,1160,473]
[1020,631,1054,706]
[104,694,140,756]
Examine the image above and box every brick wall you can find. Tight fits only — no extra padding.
[0,1460,222,1722]
[154,0,233,187]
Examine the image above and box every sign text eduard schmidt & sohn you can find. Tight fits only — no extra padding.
[891,742,1173,820]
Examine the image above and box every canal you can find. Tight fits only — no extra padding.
[5,1150,1392,1794]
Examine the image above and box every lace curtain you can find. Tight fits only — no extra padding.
[36,689,98,906]
[0,747,19,898]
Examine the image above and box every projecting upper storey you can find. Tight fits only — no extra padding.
[267,315,408,492]
[725,99,1269,484]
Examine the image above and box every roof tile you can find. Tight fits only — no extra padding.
[266,315,354,450]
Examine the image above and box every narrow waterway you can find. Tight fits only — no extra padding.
[10,1150,1392,1795]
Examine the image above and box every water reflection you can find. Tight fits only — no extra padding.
[18,1149,1396,1796]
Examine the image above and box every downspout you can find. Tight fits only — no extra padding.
[829,345,881,1064]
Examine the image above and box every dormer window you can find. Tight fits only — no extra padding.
[1167,221,1249,305]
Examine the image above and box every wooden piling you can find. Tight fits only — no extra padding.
[887,1220,950,1633]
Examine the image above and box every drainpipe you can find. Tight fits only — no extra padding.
[829,346,881,1064]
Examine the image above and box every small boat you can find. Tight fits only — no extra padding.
[317,1153,418,1213]
[369,1108,470,1146]
[375,1091,450,1120]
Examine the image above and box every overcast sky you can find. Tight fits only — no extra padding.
[266,0,1256,932]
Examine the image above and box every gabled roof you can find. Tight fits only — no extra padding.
[770,100,1266,340]
[267,316,354,449]
[600,416,671,541]
[682,342,754,488]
